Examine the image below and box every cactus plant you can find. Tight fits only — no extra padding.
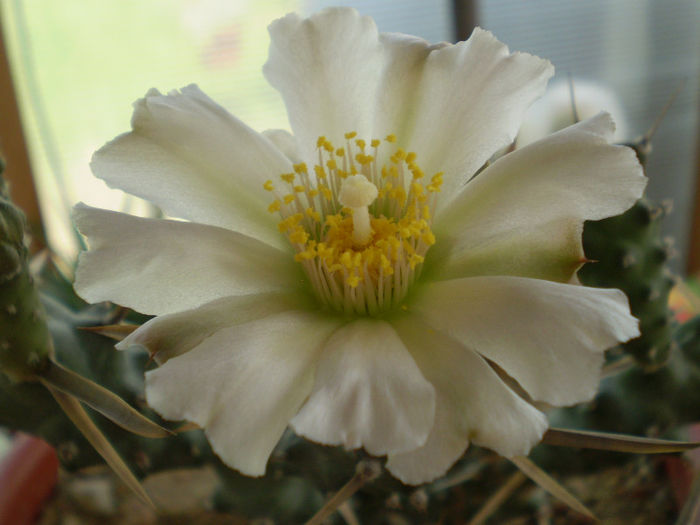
[579,196,676,369]
[0,166,53,383]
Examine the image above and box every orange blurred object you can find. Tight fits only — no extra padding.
[669,282,700,323]
[0,433,59,525]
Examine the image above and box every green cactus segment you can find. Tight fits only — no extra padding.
[0,172,52,382]
[578,197,676,368]
[0,280,208,474]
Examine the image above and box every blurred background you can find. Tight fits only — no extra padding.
[0,0,698,270]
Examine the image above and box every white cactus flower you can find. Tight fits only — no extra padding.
[74,7,646,484]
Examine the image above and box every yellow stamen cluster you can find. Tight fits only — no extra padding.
[265,133,442,315]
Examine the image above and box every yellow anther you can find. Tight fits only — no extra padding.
[427,172,443,192]
[295,251,313,262]
[422,231,436,245]
[306,207,320,221]
[283,194,296,204]
[340,251,354,269]
[411,182,425,197]
[309,189,319,197]
[380,253,391,271]
[355,138,366,150]
[293,163,308,174]
[409,254,425,269]
[385,134,396,143]
[294,185,306,193]
[325,215,338,228]
[281,173,296,183]
[348,273,360,288]
[278,219,290,233]
[323,141,334,153]
[314,165,327,179]
[353,251,362,267]
[263,180,275,191]
[406,152,417,163]
[289,228,309,244]
[411,166,425,179]
[321,187,332,200]
[326,159,337,170]
[268,200,281,213]
[336,148,345,157]
[344,131,357,139]
[356,153,374,165]
[371,138,381,148]
[316,136,327,148]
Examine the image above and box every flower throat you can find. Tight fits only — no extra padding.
[265,132,442,315]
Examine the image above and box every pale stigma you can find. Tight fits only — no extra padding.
[338,175,378,246]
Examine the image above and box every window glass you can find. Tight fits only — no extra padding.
[2,0,450,259]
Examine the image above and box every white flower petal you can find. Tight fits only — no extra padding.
[91,85,290,249]
[146,311,340,476]
[410,276,640,406]
[386,317,548,484]
[430,113,646,283]
[74,204,302,315]
[405,28,554,204]
[262,129,302,164]
[264,8,383,163]
[386,395,469,485]
[117,292,312,363]
[370,32,444,144]
[291,319,435,456]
